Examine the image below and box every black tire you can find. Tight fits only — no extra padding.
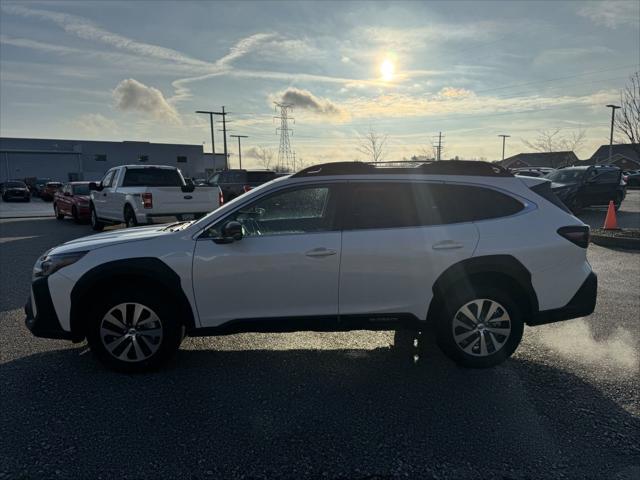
[1,194,6,202]
[72,206,81,224]
[124,205,138,228]
[25,196,31,202]
[86,285,182,373]
[434,283,524,368]
[90,205,104,231]
[54,203,65,220]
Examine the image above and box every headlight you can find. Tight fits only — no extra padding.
[33,251,88,279]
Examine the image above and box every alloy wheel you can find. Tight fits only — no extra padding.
[452,299,511,357]
[100,303,163,362]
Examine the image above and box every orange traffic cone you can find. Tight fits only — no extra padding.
[603,200,619,230]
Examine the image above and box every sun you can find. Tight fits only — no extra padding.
[380,59,395,81]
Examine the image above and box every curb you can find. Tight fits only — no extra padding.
[0,215,53,220]
[591,234,640,251]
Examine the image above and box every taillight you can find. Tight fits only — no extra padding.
[142,192,153,209]
[218,190,224,205]
[243,185,252,193]
[558,226,590,248]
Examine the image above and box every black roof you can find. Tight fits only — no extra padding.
[588,144,640,163]
[292,161,513,178]
[499,151,579,168]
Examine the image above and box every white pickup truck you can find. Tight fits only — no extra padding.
[88,165,220,230]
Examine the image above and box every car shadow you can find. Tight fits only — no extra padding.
[1,335,638,479]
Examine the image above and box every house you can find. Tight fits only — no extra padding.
[498,151,579,169]
[586,144,640,170]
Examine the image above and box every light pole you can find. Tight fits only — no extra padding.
[498,134,510,161]
[230,135,248,169]
[606,104,621,163]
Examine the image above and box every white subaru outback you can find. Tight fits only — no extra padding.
[25,161,597,372]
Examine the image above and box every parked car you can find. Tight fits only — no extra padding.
[546,165,625,214]
[623,170,640,187]
[88,165,220,230]
[1,180,31,202]
[512,167,556,178]
[53,182,92,223]
[40,182,63,201]
[209,169,277,203]
[31,178,51,197]
[25,161,597,373]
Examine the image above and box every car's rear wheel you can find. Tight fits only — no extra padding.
[86,286,182,373]
[435,285,524,368]
[54,203,64,220]
[72,206,81,223]
[124,206,138,228]
[90,205,104,231]
[614,193,623,211]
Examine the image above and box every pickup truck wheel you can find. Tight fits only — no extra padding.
[124,206,138,228]
[86,287,182,373]
[435,285,523,368]
[54,203,64,220]
[90,206,104,231]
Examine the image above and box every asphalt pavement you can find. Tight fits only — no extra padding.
[0,216,638,480]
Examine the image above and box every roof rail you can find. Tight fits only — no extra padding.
[292,160,513,178]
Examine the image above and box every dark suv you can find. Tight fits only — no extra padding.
[209,169,277,203]
[547,165,625,214]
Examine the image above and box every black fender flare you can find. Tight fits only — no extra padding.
[428,254,539,321]
[69,257,196,340]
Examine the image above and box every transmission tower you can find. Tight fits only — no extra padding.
[274,102,294,171]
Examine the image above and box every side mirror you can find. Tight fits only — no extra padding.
[213,221,243,244]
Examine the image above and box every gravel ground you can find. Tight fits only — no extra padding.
[0,217,638,480]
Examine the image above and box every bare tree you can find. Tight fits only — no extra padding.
[356,128,388,163]
[615,71,640,156]
[250,145,275,169]
[521,128,587,154]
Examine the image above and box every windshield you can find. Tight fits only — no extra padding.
[546,169,585,184]
[72,184,90,195]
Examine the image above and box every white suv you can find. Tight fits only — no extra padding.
[25,161,597,372]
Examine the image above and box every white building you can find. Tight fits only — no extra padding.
[0,137,227,182]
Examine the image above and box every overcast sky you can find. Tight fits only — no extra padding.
[1,0,639,166]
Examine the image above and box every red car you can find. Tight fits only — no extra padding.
[41,182,63,201]
[53,182,92,223]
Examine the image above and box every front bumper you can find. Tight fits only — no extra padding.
[528,272,597,326]
[24,278,74,340]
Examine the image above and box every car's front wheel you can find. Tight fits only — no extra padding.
[86,286,182,373]
[54,203,64,220]
[90,205,104,231]
[435,285,524,368]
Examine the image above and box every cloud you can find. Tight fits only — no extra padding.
[215,33,277,68]
[578,1,640,28]
[271,87,350,120]
[113,79,180,124]
[341,56,351,64]
[71,113,118,134]
[437,86,474,99]
[534,46,615,65]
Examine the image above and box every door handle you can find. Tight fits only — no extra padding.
[432,240,464,250]
[305,248,337,258]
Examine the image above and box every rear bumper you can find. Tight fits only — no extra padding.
[528,272,597,326]
[24,278,74,340]
[138,212,209,224]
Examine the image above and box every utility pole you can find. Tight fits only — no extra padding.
[606,104,621,163]
[196,108,229,169]
[498,134,510,161]
[230,135,248,169]
[274,102,294,171]
[195,111,216,155]
[432,132,445,160]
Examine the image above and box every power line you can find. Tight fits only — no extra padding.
[274,102,294,171]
